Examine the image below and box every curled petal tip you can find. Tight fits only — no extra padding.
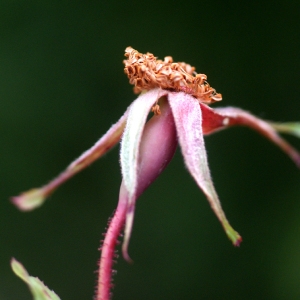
[122,244,133,264]
[122,209,135,264]
[224,221,242,247]
[233,236,243,247]
[11,188,46,211]
[293,156,300,169]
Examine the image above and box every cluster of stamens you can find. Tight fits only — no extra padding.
[123,47,222,105]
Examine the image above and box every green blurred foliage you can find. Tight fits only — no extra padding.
[1,1,300,299]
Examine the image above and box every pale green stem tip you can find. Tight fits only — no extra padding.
[269,122,300,138]
[11,188,47,211]
[223,220,242,247]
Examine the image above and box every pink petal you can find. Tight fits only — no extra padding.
[200,103,230,134]
[168,92,242,246]
[120,95,177,261]
[12,109,129,211]
[120,89,168,259]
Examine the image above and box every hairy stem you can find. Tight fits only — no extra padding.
[97,182,127,300]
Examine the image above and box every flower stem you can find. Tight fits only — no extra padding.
[96,182,128,300]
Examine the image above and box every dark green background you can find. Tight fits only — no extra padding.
[1,1,300,299]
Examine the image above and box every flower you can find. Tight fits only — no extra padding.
[12,48,300,300]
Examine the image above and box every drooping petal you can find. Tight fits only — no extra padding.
[120,96,177,261]
[168,92,242,246]
[210,107,300,167]
[12,109,129,211]
[11,258,61,300]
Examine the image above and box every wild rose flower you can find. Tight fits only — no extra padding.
[12,48,300,300]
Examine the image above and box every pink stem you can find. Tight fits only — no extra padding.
[96,182,128,300]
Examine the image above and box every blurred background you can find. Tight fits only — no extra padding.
[1,1,300,299]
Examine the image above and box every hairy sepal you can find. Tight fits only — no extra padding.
[11,258,60,300]
[213,107,300,168]
[169,92,242,246]
[12,108,129,211]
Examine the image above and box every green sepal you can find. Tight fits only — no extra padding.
[11,258,61,300]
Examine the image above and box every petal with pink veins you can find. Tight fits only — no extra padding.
[169,92,242,246]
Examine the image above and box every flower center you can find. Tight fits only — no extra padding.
[123,46,222,104]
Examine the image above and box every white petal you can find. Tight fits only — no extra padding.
[120,88,167,199]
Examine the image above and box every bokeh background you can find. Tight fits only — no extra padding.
[1,1,300,299]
